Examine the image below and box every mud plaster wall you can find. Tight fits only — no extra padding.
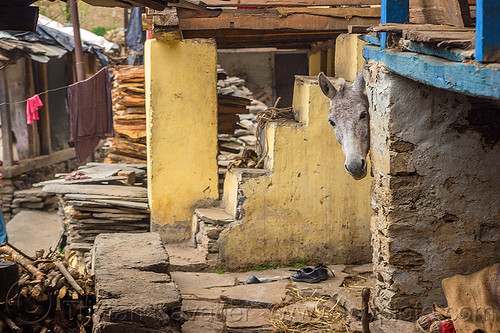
[365,62,500,320]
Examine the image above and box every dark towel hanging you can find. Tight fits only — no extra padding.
[68,67,114,163]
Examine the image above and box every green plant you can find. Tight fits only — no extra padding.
[288,260,308,268]
[214,269,225,274]
[91,26,107,36]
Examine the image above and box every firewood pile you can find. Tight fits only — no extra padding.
[107,66,147,164]
[216,66,269,196]
[0,243,94,333]
[37,163,149,256]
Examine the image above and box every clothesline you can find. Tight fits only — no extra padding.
[0,85,70,108]
[0,0,84,107]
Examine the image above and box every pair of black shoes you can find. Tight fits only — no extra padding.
[290,264,333,283]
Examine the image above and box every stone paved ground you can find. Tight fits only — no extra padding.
[166,243,413,333]
[5,210,62,255]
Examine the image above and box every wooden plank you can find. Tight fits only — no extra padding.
[475,0,500,62]
[348,25,371,33]
[204,0,381,6]
[409,0,472,27]
[381,0,410,48]
[404,30,474,45]
[38,63,52,155]
[401,40,474,61]
[169,0,207,10]
[0,70,14,167]
[0,6,39,31]
[26,57,40,158]
[0,147,76,179]
[277,7,380,18]
[43,184,148,198]
[371,23,474,32]
[362,45,500,99]
[184,29,343,48]
[179,11,380,31]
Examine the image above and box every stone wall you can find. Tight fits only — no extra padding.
[365,62,500,319]
[1,158,77,221]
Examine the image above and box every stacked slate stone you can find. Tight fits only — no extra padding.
[11,188,58,215]
[40,163,149,253]
[0,179,14,221]
[92,233,185,332]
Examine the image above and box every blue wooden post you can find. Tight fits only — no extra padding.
[475,0,500,63]
[381,0,410,49]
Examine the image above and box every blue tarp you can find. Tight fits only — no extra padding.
[12,25,109,67]
[0,205,7,243]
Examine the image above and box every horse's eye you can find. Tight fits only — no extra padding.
[359,112,368,120]
[329,119,336,127]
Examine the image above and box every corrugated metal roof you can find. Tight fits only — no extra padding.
[0,31,17,40]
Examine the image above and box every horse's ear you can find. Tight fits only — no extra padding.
[318,72,337,99]
[352,70,365,93]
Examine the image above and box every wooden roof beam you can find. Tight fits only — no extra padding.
[177,11,380,31]
[203,0,381,7]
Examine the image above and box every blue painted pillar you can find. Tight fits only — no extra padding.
[475,0,500,62]
[381,0,410,49]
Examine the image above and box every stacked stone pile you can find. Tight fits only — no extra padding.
[40,163,149,253]
[92,233,185,332]
[10,188,58,215]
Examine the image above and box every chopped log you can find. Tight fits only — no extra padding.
[117,170,136,185]
[0,312,21,333]
[55,262,84,295]
[0,244,44,280]
[106,153,147,165]
[113,66,145,81]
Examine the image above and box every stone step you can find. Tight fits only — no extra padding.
[195,208,234,226]
[191,208,235,256]
[92,233,185,332]
[165,242,217,272]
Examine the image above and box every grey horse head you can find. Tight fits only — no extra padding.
[318,71,369,180]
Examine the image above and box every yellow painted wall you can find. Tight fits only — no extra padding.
[145,38,219,243]
[335,34,367,82]
[308,51,323,76]
[219,76,372,269]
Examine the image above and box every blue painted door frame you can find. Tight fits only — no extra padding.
[381,0,499,62]
[380,0,409,49]
[475,0,500,62]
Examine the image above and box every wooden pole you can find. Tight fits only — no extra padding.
[0,70,14,167]
[38,63,52,155]
[70,0,85,81]
[124,8,129,30]
[362,287,371,333]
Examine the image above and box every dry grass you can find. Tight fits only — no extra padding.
[269,287,350,333]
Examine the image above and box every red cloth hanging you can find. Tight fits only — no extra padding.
[26,95,43,125]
